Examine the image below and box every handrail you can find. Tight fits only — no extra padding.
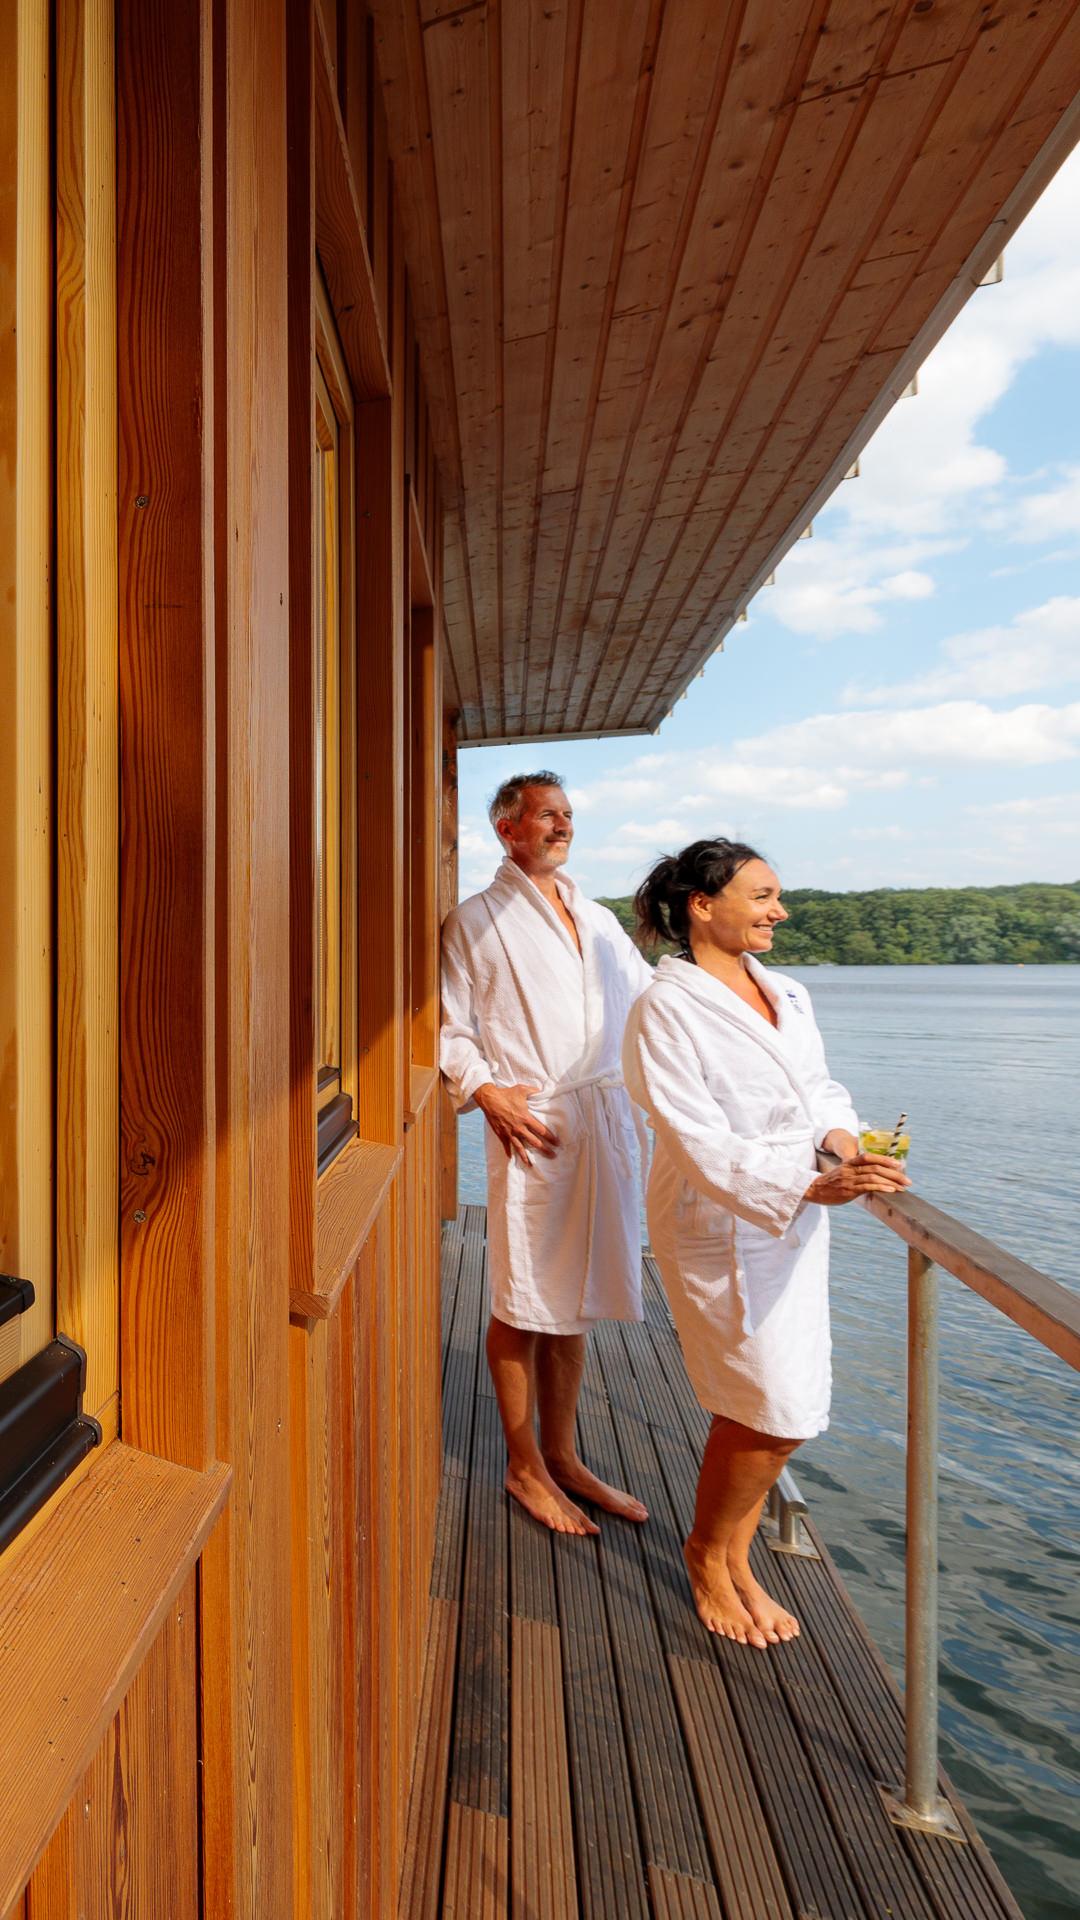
[860,1184,1080,1371]
[817,1155,1077,1839]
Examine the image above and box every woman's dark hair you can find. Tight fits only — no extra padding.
[633,838,764,952]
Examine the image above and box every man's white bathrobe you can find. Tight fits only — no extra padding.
[441,858,653,1334]
[622,954,859,1438]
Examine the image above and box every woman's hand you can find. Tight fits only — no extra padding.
[475,1082,560,1167]
[805,1151,911,1206]
[821,1127,859,1162]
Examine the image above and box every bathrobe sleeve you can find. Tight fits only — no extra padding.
[791,983,860,1144]
[622,993,813,1238]
[440,913,496,1112]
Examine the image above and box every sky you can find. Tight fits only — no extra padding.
[456,149,1080,906]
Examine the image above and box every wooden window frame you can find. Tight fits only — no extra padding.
[0,0,119,1441]
[313,272,359,1175]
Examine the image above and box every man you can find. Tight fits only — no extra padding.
[441,773,653,1535]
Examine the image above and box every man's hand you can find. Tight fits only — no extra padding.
[475,1083,560,1167]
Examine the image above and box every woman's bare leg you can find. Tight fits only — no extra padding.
[684,1415,800,1647]
[726,1487,800,1643]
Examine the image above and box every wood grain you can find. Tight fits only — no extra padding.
[409,607,439,1068]
[198,3,294,1918]
[315,0,389,402]
[0,1443,229,1913]
[375,0,1080,741]
[288,0,319,1308]
[116,0,213,1470]
[55,0,120,1424]
[0,0,53,1369]
[301,1135,400,1318]
[27,1575,201,1920]
[290,1315,340,1920]
[356,392,406,1146]
[510,1618,576,1920]
[400,1597,460,1920]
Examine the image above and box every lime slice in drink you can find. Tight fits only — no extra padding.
[859,1127,910,1160]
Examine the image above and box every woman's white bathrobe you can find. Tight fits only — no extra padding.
[622,954,859,1437]
[441,857,653,1334]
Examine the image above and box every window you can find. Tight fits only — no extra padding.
[313,277,358,1173]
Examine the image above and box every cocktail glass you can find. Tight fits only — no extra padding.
[859,1126,911,1163]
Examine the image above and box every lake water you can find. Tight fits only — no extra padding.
[456,965,1080,1920]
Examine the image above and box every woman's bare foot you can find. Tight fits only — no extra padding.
[544,1452,649,1523]
[505,1462,599,1535]
[728,1556,800,1643]
[684,1537,768,1647]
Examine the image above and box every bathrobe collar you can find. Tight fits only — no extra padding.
[487,855,584,961]
[653,952,815,1119]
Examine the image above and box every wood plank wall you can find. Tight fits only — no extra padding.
[55,0,120,1438]
[21,1579,200,1920]
[0,0,53,1371]
[3,0,446,1914]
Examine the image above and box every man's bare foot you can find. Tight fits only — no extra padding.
[728,1556,800,1643]
[505,1463,600,1536]
[544,1453,649,1524]
[684,1537,768,1648]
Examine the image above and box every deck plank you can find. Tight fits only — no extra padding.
[403,1214,1028,1920]
[510,1618,577,1920]
[552,1527,650,1920]
[399,1598,459,1920]
[442,1804,509,1920]
[575,1378,715,1883]
[670,1658,793,1920]
[449,1395,508,1820]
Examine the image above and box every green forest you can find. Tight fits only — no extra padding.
[599,881,1080,966]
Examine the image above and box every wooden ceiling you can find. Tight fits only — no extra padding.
[372,0,1080,744]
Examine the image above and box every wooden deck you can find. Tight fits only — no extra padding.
[401,1207,1024,1920]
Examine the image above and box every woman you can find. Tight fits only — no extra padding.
[622,839,910,1649]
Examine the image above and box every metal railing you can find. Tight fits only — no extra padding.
[822,1158,1080,1839]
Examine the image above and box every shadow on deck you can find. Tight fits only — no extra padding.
[401,1205,1022,1920]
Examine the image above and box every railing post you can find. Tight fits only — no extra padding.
[883,1247,963,1839]
[907,1246,940,1815]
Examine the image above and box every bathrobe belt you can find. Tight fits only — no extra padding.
[526,1071,648,1182]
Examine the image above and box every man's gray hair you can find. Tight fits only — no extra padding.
[487,770,567,831]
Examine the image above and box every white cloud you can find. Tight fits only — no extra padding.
[756,152,1080,639]
[844,595,1080,705]
[763,538,938,637]
[457,815,499,891]
[1010,467,1080,543]
[973,792,1079,817]
[735,700,1080,770]
[609,817,700,846]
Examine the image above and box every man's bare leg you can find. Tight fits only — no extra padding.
[486,1316,598,1535]
[683,1415,800,1647]
[537,1332,648,1524]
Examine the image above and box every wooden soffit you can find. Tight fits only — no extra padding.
[372,0,1080,744]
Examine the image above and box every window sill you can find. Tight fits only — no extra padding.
[0,1439,230,1911]
[293,1136,402,1323]
[405,1064,438,1125]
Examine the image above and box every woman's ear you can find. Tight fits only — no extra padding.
[687,889,712,925]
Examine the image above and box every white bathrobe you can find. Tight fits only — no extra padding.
[622,954,859,1438]
[441,857,653,1333]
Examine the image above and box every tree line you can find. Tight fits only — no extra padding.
[599,881,1080,966]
